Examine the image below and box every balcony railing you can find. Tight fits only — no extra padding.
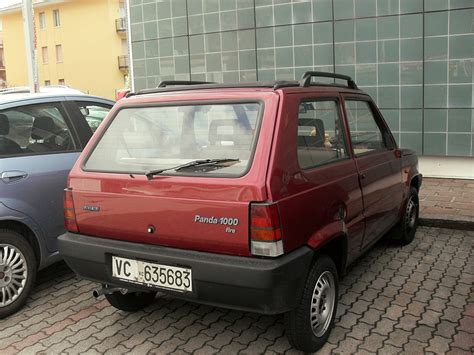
[118,55,129,71]
[115,17,127,33]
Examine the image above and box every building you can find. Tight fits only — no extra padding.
[128,0,474,179]
[0,0,129,99]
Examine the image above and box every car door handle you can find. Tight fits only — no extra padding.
[360,173,366,180]
[1,171,28,183]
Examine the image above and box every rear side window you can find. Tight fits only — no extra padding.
[345,100,390,155]
[0,103,76,157]
[297,100,348,169]
[75,102,111,132]
[84,102,261,176]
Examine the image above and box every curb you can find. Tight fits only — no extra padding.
[419,218,474,231]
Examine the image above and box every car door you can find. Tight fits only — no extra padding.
[1,101,85,253]
[342,95,403,249]
[273,93,365,265]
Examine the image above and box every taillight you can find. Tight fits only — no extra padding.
[64,188,79,233]
[250,203,284,257]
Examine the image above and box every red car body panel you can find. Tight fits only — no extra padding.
[68,90,280,256]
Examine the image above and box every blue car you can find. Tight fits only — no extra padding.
[0,92,113,317]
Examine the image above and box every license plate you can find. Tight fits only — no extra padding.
[111,256,192,292]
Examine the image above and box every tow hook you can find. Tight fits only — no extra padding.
[92,286,128,298]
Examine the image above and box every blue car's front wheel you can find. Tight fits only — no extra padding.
[0,230,37,319]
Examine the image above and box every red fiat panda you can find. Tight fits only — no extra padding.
[59,72,421,352]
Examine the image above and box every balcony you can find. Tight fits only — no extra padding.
[115,17,127,34]
[118,55,129,71]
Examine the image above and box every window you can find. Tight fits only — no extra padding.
[53,9,60,27]
[0,19,3,32]
[0,104,75,157]
[55,44,63,62]
[297,100,348,169]
[39,12,46,29]
[84,103,261,176]
[345,100,391,155]
[44,80,51,86]
[41,46,48,64]
[58,79,65,85]
[75,102,112,132]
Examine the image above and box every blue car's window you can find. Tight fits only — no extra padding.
[75,101,111,132]
[0,103,75,157]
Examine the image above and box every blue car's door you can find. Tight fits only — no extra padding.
[0,102,82,252]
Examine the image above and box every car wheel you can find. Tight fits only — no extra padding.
[285,255,338,352]
[0,229,37,319]
[393,186,419,245]
[104,287,156,312]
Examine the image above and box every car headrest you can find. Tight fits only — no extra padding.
[208,119,252,146]
[31,116,56,140]
[209,119,237,145]
[298,118,325,148]
[0,114,9,135]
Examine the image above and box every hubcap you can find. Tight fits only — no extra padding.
[0,244,28,308]
[310,271,336,337]
[405,197,417,231]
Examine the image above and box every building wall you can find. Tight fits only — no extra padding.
[129,0,474,159]
[1,0,127,99]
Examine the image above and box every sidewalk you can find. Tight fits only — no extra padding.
[419,177,474,229]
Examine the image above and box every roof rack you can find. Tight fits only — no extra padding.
[158,80,214,88]
[127,71,359,97]
[299,71,358,89]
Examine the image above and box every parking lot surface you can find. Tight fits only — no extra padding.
[0,227,472,354]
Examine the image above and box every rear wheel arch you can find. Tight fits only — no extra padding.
[410,174,421,192]
[0,220,41,266]
[311,233,348,277]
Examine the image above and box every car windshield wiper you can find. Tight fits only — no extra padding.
[145,158,240,180]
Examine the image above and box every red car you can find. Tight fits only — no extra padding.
[59,72,421,352]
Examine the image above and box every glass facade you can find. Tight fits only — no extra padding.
[129,0,474,157]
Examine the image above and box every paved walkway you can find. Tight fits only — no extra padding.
[420,178,474,225]
[0,227,472,354]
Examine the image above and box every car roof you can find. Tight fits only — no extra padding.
[0,92,114,108]
[123,83,364,105]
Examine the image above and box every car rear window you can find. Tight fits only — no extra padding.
[83,102,261,176]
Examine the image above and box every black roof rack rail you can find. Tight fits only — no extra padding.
[125,72,360,97]
[272,80,299,89]
[157,80,215,88]
[299,71,358,90]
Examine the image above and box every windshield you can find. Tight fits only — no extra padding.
[83,102,261,176]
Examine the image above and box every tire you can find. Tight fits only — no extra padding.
[392,186,419,245]
[285,255,338,353]
[104,287,156,312]
[0,229,37,319]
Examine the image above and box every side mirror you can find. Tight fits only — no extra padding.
[79,107,90,116]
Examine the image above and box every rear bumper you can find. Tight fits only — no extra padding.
[58,233,314,314]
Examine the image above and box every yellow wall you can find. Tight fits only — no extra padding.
[1,0,127,99]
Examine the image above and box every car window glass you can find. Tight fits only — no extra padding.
[84,103,261,176]
[75,102,111,132]
[297,100,348,169]
[0,104,75,157]
[345,100,389,155]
